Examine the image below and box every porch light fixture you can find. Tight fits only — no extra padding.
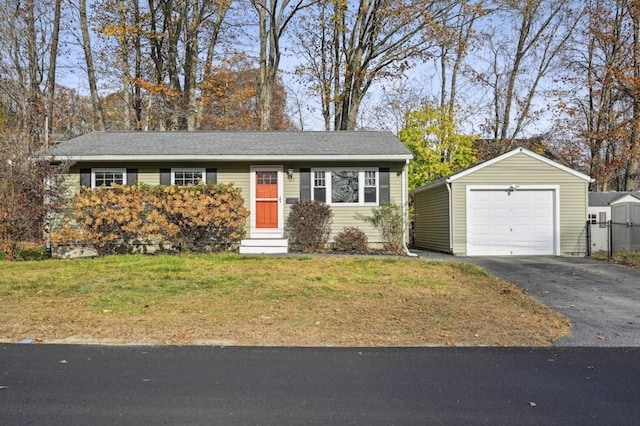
[287,167,294,180]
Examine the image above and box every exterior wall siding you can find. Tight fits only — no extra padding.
[450,153,589,256]
[412,183,450,252]
[63,162,407,247]
[283,163,405,245]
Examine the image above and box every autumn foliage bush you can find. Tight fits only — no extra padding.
[333,227,369,253]
[285,200,333,253]
[1,132,70,261]
[52,183,249,255]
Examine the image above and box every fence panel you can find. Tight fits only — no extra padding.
[587,220,640,258]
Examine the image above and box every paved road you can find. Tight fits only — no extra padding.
[1,344,640,425]
[413,251,640,347]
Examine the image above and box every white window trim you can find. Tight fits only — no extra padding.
[311,167,379,206]
[92,168,127,189]
[171,168,206,186]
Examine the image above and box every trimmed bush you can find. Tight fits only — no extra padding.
[333,227,369,253]
[51,183,248,256]
[286,200,333,253]
[357,203,404,254]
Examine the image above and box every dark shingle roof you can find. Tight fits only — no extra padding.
[589,192,640,206]
[46,131,412,161]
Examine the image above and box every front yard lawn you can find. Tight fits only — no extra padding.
[0,254,570,346]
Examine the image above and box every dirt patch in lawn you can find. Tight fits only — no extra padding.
[0,254,570,346]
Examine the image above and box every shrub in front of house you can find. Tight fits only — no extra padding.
[333,227,369,253]
[357,203,404,254]
[151,183,248,252]
[286,200,333,253]
[51,183,248,256]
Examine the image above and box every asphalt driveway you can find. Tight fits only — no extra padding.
[413,251,640,347]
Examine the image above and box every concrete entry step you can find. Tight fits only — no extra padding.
[239,238,288,254]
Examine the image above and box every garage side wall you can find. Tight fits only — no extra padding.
[412,183,451,253]
[450,153,588,256]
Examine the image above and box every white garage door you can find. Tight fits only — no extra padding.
[467,189,556,256]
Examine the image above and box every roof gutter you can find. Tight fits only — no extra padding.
[402,159,417,257]
[48,154,413,162]
[446,178,454,254]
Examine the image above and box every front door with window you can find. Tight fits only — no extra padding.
[251,167,283,237]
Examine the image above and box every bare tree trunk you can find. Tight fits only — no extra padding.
[45,0,62,141]
[26,0,43,144]
[79,0,106,131]
[197,0,229,128]
[133,0,143,129]
[256,0,275,130]
[253,0,310,131]
[184,0,199,131]
[332,0,344,131]
[626,0,640,190]
[166,0,184,130]
[118,0,131,130]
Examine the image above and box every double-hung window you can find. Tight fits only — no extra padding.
[172,168,205,186]
[92,168,126,189]
[311,168,379,206]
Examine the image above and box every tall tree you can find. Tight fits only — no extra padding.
[251,0,314,130]
[94,0,232,131]
[469,0,582,155]
[435,1,486,123]
[0,0,65,143]
[624,0,640,189]
[45,0,63,140]
[399,105,476,189]
[295,0,457,131]
[79,0,106,131]
[550,0,640,190]
[199,54,296,130]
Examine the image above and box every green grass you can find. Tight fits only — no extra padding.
[0,253,571,346]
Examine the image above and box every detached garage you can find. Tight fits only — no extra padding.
[412,147,592,256]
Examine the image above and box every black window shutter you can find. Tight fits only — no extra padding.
[300,168,311,200]
[126,168,138,185]
[206,168,217,184]
[379,168,390,204]
[159,168,171,185]
[80,168,91,188]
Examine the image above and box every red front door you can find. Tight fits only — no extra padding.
[255,171,278,229]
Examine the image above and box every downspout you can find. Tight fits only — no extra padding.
[402,159,418,257]
[446,179,453,254]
